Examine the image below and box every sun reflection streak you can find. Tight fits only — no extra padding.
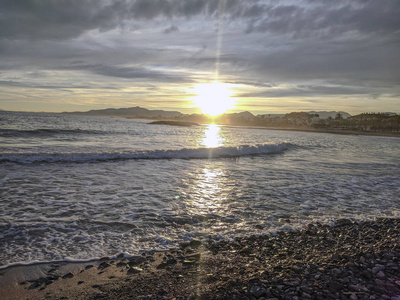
[189,167,228,216]
[202,124,224,148]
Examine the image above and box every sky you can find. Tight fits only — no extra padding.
[0,0,399,115]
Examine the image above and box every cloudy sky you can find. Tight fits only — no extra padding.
[0,0,399,115]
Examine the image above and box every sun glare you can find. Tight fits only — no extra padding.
[192,82,235,116]
[202,124,223,148]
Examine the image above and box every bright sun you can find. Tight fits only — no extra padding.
[192,82,235,116]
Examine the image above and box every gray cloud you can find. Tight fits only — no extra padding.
[0,0,242,40]
[0,0,127,40]
[239,84,382,98]
[0,0,398,113]
[244,1,400,38]
[163,25,179,34]
[0,80,117,90]
[58,62,191,83]
[1,1,399,41]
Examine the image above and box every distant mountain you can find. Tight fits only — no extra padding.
[256,113,285,119]
[308,111,351,119]
[226,111,254,119]
[66,106,183,118]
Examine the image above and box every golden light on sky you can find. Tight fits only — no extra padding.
[0,1,399,115]
[191,82,236,116]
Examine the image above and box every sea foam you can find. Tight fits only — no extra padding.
[0,143,289,164]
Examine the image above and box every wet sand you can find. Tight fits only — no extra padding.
[1,218,399,300]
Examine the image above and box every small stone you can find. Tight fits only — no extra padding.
[98,262,110,269]
[167,258,177,265]
[77,281,84,285]
[186,253,201,261]
[189,240,202,248]
[377,270,385,278]
[335,219,353,226]
[331,268,342,277]
[374,279,386,293]
[99,257,110,261]
[183,260,197,266]
[386,282,400,294]
[349,285,368,292]
[157,289,168,296]
[27,282,41,290]
[116,262,127,268]
[128,256,146,266]
[127,267,142,275]
[350,294,358,300]
[85,265,94,270]
[360,270,372,279]
[62,272,74,279]
[302,292,312,299]
[249,285,266,298]
[156,262,168,269]
[329,281,343,293]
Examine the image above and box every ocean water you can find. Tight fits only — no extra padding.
[1,111,399,267]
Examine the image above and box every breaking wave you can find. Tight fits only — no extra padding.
[0,143,289,164]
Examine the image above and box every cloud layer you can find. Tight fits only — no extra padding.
[0,0,399,113]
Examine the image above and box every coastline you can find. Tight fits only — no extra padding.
[58,112,400,138]
[2,218,399,300]
[221,125,400,138]
[137,116,400,138]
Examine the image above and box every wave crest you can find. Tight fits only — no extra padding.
[0,143,289,164]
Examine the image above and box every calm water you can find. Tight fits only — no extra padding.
[1,111,399,267]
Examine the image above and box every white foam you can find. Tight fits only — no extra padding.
[0,143,289,164]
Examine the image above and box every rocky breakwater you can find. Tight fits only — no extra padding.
[5,218,400,300]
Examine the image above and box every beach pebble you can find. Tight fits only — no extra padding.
[128,256,146,266]
[127,267,142,274]
[62,272,74,279]
[189,240,202,248]
[98,262,110,269]
[350,294,358,300]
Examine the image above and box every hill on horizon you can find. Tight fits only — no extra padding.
[65,106,352,120]
[65,106,183,118]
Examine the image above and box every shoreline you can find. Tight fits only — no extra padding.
[220,124,400,138]
[1,218,399,300]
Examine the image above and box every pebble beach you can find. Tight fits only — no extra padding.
[1,218,399,300]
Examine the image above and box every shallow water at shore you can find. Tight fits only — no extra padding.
[1,111,399,267]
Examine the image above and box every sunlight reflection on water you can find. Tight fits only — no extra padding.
[202,124,224,148]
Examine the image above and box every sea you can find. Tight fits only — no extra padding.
[1,111,399,268]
